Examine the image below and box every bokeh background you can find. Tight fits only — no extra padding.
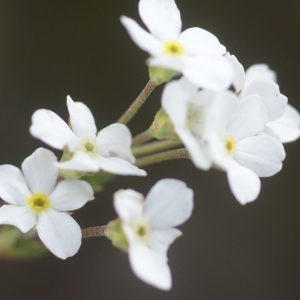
[0,0,300,299]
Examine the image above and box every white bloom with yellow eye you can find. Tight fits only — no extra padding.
[114,179,193,290]
[0,148,94,259]
[121,0,233,91]
[30,96,146,176]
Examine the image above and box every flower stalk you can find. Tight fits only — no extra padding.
[135,148,190,167]
[82,226,107,239]
[131,129,153,147]
[117,80,156,125]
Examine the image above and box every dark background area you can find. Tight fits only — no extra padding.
[0,0,300,299]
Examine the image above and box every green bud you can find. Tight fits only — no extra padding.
[0,226,47,261]
[106,219,128,252]
[149,67,179,85]
[82,171,116,193]
[150,108,181,142]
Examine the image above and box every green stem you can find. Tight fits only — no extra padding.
[135,148,190,167]
[82,226,107,239]
[132,140,182,157]
[117,80,156,125]
[132,129,153,147]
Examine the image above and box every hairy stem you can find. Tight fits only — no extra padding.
[117,80,156,125]
[132,140,183,157]
[132,129,153,147]
[135,148,190,167]
[82,226,107,239]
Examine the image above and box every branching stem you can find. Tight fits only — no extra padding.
[131,129,153,147]
[82,226,107,239]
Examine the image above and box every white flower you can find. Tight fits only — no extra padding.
[30,96,146,176]
[121,0,233,91]
[113,179,193,290]
[0,148,94,259]
[203,91,286,204]
[227,54,300,143]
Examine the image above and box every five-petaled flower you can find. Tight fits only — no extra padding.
[30,96,146,176]
[113,178,193,290]
[0,148,94,259]
[121,0,233,91]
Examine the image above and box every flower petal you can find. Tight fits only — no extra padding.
[50,179,94,212]
[30,109,78,151]
[139,0,181,40]
[128,242,172,290]
[144,179,193,228]
[0,165,31,205]
[0,205,36,233]
[245,64,277,89]
[67,96,97,139]
[57,151,99,172]
[245,80,287,121]
[120,16,162,56]
[148,228,182,262]
[36,209,82,259]
[113,189,144,224]
[97,157,147,176]
[227,160,261,205]
[235,135,285,177]
[225,53,245,93]
[21,148,59,195]
[179,27,226,56]
[96,124,135,163]
[267,104,300,143]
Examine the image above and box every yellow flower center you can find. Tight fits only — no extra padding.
[164,41,184,56]
[133,220,151,243]
[27,193,51,213]
[224,136,236,156]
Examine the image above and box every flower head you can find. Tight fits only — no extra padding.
[0,148,94,259]
[121,0,233,90]
[113,178,193,290]
[30,96,146,176]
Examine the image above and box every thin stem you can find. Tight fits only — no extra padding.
[132,129,153,147]
[132,140,182,157]
[135,148,190,167]
[117,80,156,125]
[82,226,107,239]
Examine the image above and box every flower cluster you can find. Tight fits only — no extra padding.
[0,0,299,292]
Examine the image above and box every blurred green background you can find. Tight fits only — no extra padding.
[0,0,300,299]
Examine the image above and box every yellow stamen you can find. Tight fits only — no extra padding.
[164,41,184,56]
[27,193,51,213]
[224,136,236,156]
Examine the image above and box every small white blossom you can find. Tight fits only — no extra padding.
[227,54,300,143]
[114,178,193,290]
[0,148,94,259]
[121,0,233,91]
[30,96,146,176]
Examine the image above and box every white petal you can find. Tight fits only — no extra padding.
[227,95,269,140]
[181,56,234,91]
[227,160,261,205]
[225,53,246,93]
[245,80,287,121]
[67,96,97,139]
[0,205,36,233]
[148,228,182,261]
[139,0,181,40]
[30,109,78,151]
[179,27,226,56]
[245,64,277,89]
[50,179,94,212]
[120,16,162,56]
[96,124,135,163]
[144,179,193,228]
[97,157,147,176]
[235,135,285,177]
[0,165,31,205]
[21,148,59,195]
[57,151,100,172]
[36,209,82,259]
[128,242,172,290]
[113,189,144,224]
[267,104,300,143]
